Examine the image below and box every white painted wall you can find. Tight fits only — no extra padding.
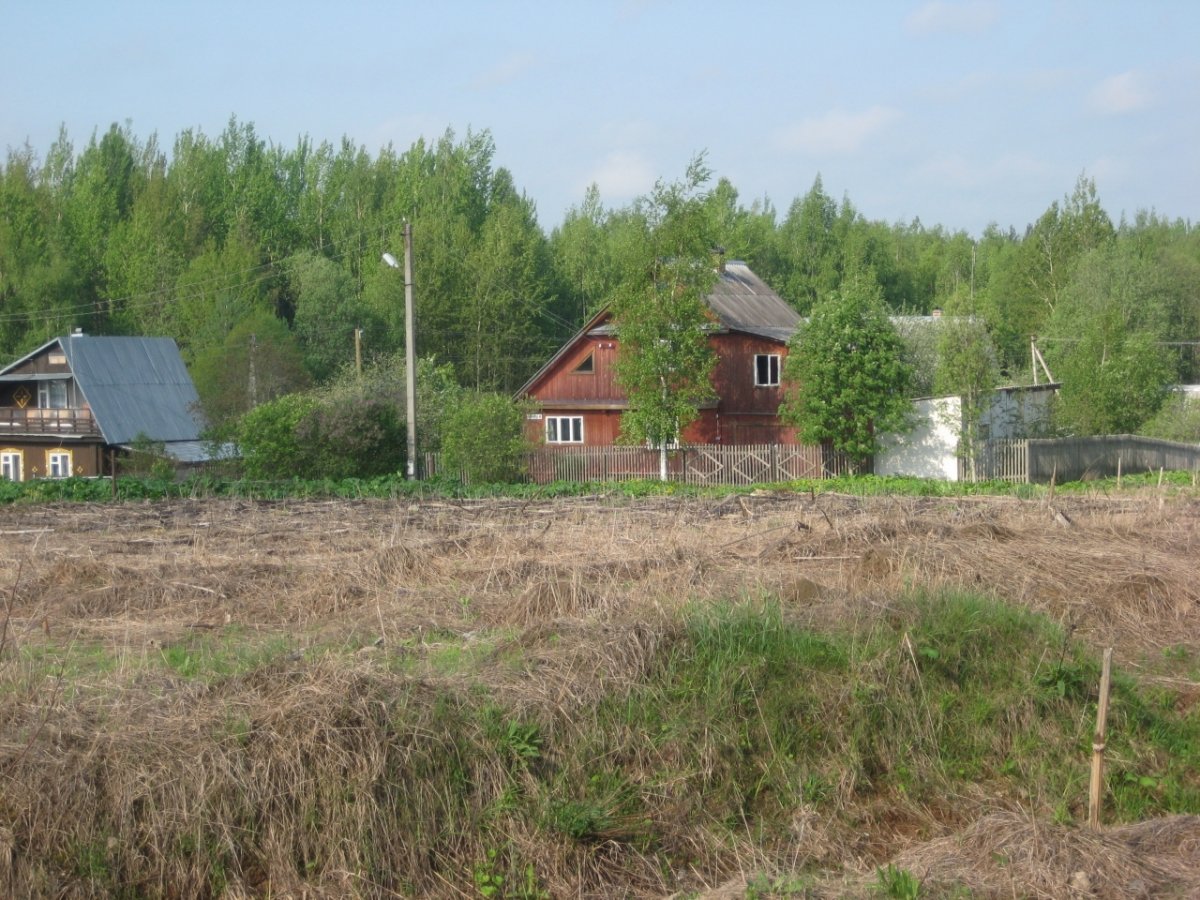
[876,396,962,480]
[878,385,1058,481]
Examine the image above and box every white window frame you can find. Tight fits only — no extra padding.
[545,416,583,444]
[1,450,23,482]
[38,379,70,409]
[754,353,781,387]
[47,450,73,478]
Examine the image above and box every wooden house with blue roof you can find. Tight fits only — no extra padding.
[0,331,211,480]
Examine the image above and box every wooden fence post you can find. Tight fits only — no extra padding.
[1088,647,1114,831]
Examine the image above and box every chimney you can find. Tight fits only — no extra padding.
[71,327,84,336]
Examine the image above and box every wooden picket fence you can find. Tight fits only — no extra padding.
[959,439,1030,483]
[427,435,1200,487]
[1025,435,1200,483]
[960,435,1200,484]
[426,443,857,486]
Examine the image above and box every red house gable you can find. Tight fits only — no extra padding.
[518,262,802,446]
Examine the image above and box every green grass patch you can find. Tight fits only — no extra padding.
[7,589,1199,897]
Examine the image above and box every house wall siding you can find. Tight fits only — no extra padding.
[709,333,788,417]
[530,337,623,405]
[0,441,103,480]
[8,343,71,377]
[525,409,623,445]
[526,327,799,447]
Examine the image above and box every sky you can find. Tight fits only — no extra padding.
[3,0,1198,237]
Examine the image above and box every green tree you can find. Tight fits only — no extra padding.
[236,393,321,480]
[0,145,86,355]
[781,272,914,469]
[288,250,377,382]
[610,156,719,478]
[551,183,617,322]
[777,175,840,313]
[1052,329,1173,434]
[189,308,311,426]
[933,316,1000,475]
[1045,243,1181,435]
[460,186,555,392]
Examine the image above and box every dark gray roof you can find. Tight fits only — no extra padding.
[56,335,206,444]
[118,440,234,463]
[707,262,801,334]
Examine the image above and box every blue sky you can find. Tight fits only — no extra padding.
[4,1,1197,236]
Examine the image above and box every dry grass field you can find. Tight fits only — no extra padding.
[1,490,1198,897]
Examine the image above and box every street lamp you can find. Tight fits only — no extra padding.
[383,222,418,479]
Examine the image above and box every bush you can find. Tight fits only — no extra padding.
[440,393,528,483]
[121,433,176,482]
[236,389,409,481]
[295,398,406,479]
[1139,392,1200,443]
[236,393,321,479]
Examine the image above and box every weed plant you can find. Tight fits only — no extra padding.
[1,465,1197,506]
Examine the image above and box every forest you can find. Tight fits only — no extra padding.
[1,118,1198,442]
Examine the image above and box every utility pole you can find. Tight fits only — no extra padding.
[248,333,258,408]
[404,223,417,480]
[383,224,418,480]
[354,327,363,379]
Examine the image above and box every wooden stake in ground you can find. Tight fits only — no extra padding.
[1088,647,1114,831]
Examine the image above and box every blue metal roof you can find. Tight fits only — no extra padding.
[55,335,206,444]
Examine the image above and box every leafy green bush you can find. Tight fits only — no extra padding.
[1139,392,1200,443]
[440,392,529,483]
[235,388,406,480]
[236,393,321,479]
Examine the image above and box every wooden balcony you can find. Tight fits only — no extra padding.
[0,407,101,436]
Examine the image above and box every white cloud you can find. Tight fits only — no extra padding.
[905,1,999,35]
[1088,71,1152,115]
[470,52,537,91]
[777,107,901,155]
[582,150,656,202]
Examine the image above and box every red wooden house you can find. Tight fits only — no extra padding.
[518,262,802,446]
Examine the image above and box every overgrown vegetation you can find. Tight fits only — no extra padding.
[2,465,1199,507]
[3,125,1196,441]
[3,581,1197,896]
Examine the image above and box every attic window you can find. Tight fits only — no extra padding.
[572,352,594,374]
